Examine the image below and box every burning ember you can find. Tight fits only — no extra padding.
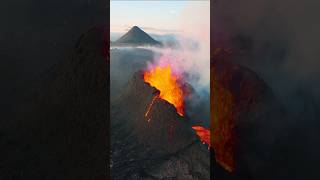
[192,126,211,147]
[144,65,184,116]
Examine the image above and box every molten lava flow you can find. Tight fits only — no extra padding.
[145,95,159,118]
[211,62,236,173]
[192,126,211,147]
[144,65,184,116]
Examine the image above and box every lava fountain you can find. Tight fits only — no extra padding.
[144,65,185,116]
[143,64,211,149]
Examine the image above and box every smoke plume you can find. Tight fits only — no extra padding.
[214,0,320,178]
[145,2,210,124]
[214,0,320,109]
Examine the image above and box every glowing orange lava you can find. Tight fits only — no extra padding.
[145,95,159,118]
[192,126,211,147]
[144,65,184,116]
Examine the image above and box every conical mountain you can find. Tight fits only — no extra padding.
[114,26,161,46]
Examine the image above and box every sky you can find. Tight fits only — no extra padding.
[110,1,207,34]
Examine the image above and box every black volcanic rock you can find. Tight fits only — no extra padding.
[111,72,210,179]
[113,26,161,46]
[113,71,195,153]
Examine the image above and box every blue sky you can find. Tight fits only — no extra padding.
[110,1,189,33]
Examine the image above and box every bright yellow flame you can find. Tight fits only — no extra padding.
[144,65,184,116]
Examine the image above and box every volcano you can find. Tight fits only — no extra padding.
[211,48,286,179]
[111,71,210,179]
[113,26,162,46]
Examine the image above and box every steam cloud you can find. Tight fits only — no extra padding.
[144,2,210,124]
[214,0,320,111]
[214,0,320,178]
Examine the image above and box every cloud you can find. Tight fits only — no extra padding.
[139,26,182,34]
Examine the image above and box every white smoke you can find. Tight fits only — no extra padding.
[143,1,210,124]
[147,1,210,94]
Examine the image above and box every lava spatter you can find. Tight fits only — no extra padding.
[192,126,211,147]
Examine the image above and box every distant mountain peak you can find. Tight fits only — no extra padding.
[113,26,161,46]
[131,26,140,30]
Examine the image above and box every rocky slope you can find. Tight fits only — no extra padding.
[111,72,210,179]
